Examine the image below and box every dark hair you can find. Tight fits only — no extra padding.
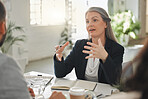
[85,7,117,42]
[125,38,148,99]
[0,1,6,22]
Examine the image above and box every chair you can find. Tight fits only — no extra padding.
[121,61,133,82]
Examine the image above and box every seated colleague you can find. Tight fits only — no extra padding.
[0,1,65,99]
[54,7,124,85]
[104,38,148,99]
[0,1,30,98]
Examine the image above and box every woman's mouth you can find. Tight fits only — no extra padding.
[89,29,96,32]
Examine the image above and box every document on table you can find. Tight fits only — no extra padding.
[51,79,97,91]
[94,83,119,96]
[24,71,54,86]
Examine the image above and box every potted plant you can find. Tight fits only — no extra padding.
[111,10,140,46]
[59,19,73,56]
[1,21,26,53]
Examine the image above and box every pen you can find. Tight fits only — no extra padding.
[96,94,102,97]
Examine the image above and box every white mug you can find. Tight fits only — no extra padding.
[69,87,97,99]
[69,87,85,99]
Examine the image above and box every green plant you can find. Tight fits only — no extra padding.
[111,10,140,44]
[1,21,26,53]
[59,19,73,49]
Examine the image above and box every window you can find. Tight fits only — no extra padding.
[30,0,65,25]
[30,0,42,25]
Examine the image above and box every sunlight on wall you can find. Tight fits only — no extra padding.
[42,8,65,25]
[30,0,65,25]
[42,0,65,25]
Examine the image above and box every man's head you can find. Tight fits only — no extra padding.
[0,1,6,47]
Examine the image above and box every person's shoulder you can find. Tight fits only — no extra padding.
[0,53,16,62]
[107,38,124,50]
[75,39,88,45]
[0,53,19,69]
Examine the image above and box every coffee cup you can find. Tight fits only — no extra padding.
[69,87,85,99]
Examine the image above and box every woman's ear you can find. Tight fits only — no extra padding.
[105,22,107,28]
[0,21,6,35]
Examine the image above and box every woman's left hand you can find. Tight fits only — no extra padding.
[82,39,108,62]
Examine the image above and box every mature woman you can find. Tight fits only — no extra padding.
[54,7,124,85]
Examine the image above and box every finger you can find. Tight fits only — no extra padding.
[84,46,94,50]
[61,41,69,49]
[55,45,60,51]
[63,41,69,47]
[87,42,98,48]
[56,49,62,54]
[57,41,69,53]
[82,50,93,54]
[85,55,94,59]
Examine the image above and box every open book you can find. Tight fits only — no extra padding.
[51,79,97,91]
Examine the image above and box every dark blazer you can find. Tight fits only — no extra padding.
[54,38,124,85]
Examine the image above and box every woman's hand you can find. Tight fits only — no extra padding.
[82,39,108,63]
[49,91,66,99]
[55,41,69,61]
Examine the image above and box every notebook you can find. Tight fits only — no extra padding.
[51,79,97,91]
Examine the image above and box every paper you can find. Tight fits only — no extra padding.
[94,83,119,96]
[24,75,54,86]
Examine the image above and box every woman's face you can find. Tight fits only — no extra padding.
[86,11,107,39]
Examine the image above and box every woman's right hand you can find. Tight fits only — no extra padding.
[55,41,69,61]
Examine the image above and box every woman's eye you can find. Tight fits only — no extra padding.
[93,19,97,22]
[86,20,89,23]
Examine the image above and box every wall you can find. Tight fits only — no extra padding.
[6,0,64,61]
[125,0,139,19]
[113,0,139,19]
[146,0,148,33]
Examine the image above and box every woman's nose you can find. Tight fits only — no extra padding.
[88,23,94,27]
[88,22,94,27]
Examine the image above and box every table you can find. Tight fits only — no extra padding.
[24,71,119,99]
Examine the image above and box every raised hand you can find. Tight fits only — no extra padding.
[55,41,69,61]
[82,39,108,62]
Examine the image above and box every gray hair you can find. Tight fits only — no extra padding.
[85,7,117,42]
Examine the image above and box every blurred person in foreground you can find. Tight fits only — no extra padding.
[0,1,65,99]
[54,7,124,85]
[104,37,148,99]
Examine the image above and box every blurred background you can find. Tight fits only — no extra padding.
[1,0,147,74]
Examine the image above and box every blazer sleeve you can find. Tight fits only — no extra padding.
[0,55,30,99]
[99,43,124,85]
[54,40,80,78]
